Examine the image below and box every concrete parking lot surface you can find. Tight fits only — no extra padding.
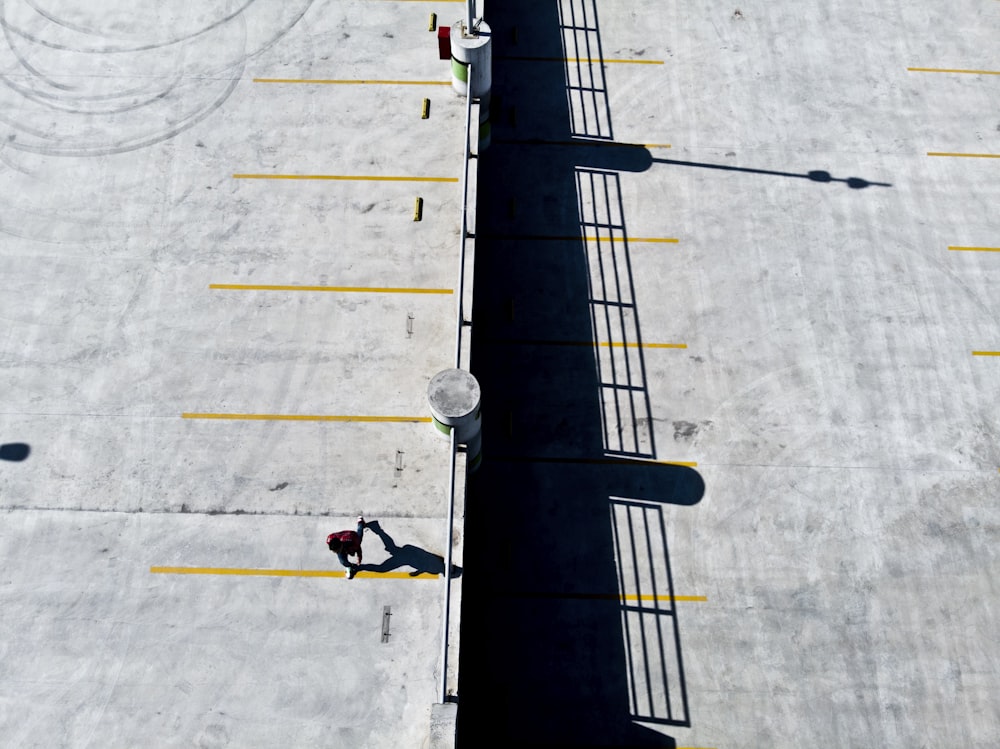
[458,1,999,747]
[2,1,999,748]
[1,1,466,746]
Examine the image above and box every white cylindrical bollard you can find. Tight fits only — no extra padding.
[449,20,492,150]
[428,368,483,472]
[449,20,491,98]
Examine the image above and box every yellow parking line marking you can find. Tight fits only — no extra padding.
[495,454,698,468]
[642,143,672,149]
[253,78,452,85]
[927,152,1000,158]
[209,283,453,294]
[585,236,679,244]
[182,413,432,422]
[493,338,687,351]
[151,566,440,580]
[570,57,664,64]
[598,341,687,349]
[908,67,1000,75]
[233,173,459,182]
[512,590,705,602]
[949,246,1000,252]
[506,55,664,65]
[605,457,697,468]
[972,351,1000,356]
[623,594,707,603]
[493,234,678,243]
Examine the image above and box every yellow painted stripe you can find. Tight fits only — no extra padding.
[508,56,664,65]
[949,246,1000,252]
[496,455,698,468]
[569,57,664,65]
[927,152,1000,158]
[908,67,1000,75]
[182,413,432,422]
[253,78,451,85]
[583,236,679,244]
[151,566,440,580]
[642,143,672,149]
[502,234,678,244]
[972,351,1000,356]
[514,589,705,601]
[499,338,688,352]
[598,341,687,349]
[233,173,459,182]
[209,283,453,294]
[595,457,698,468]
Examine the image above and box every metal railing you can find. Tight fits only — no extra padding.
[439,62,476,705]
[453,70,475,371]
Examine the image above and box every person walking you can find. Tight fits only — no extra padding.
[327,517,367,579]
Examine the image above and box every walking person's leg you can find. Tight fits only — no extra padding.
[354,517,366,564]
[347,518,366,579]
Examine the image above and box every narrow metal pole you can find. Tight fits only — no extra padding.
[466,0,475,33]
[453,63,474,369]
[439,428,458,703]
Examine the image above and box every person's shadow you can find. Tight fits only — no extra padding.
[359,521,463,578]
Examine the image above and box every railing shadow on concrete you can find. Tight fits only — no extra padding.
[459,0,893,741]
[577,167,658,459]
[611,499,690,727]
[458,0,701,746]
[558,0,613,140]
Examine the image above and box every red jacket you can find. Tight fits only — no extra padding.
[327,531,363,562]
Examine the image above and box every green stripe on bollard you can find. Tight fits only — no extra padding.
[432,415,453,436]
[451,57,469,83]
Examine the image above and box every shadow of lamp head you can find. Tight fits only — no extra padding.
[575,140,654,173]
[481,456,705,507]
[808,170,877,189]
[603,459,704,505]
[0,443,31,461]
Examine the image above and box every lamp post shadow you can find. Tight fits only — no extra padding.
[360,520,462,579]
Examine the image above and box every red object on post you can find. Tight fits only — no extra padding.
[437,26,451,60]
